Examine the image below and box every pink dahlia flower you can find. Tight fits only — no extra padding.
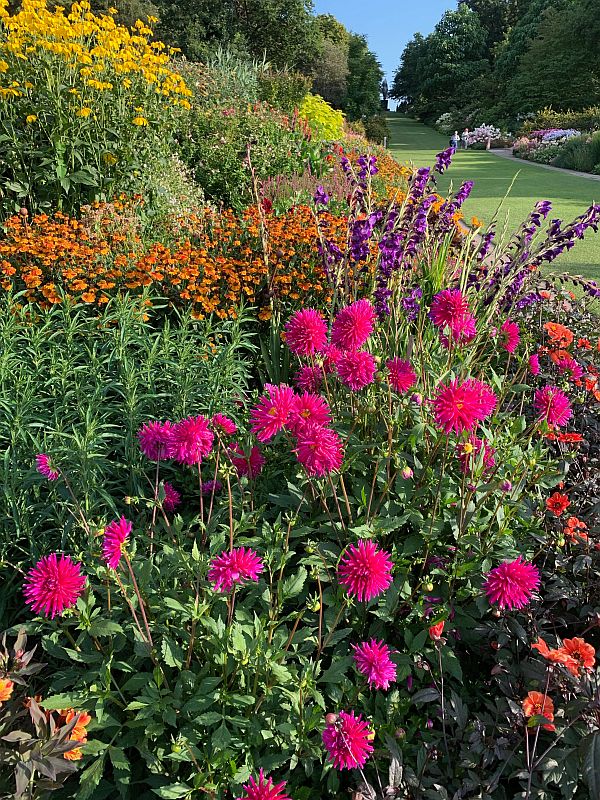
[320,343,343,372]
[556,357,583,382]
[483,556,540,610]
[331,299,376,351]
[35,453,60,481]
[338,540,393,602]
[236,769,291,800]
[500,319,520,354]
[294,422,344,476]
[230,444,265,478]
[336,350,376,391]
[208,547,264,593]
[169,416,214,465]
[294,365,323,393]
[137,420,173,461]
[285,308,328,357]
[529,354,540,376]
[210,414,237,435]
[457,435,496,475]
[429,289,470,332]
[288,392,332,433]
[102,516,131,569]
[533,385,572,427]
[352,639,397,690]
[250,384,296,442]
[440,313,477,348]
[433,378,497,434]
[23,554,86,618]
[386,358,416,393]
[322,710,374,770]
[162,481,181,511]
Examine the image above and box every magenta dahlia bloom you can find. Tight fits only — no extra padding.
[236,769,291,800]
[101,516,131,570]
[230,443,265,478]
[208,547,264,593]
[35,453,60,481]
[288,392,332,433]
[533,385,572,427]
[210,414,237,435]
[322,710,374,770]
[294,422,344,476]
[336,350,376,391]
[169,416,214,465]
[23,554,86,618]
[529,354,540,376]
[557,357,583,382]
[320,343,343,372]
[137,420,173,461]
[338,540,393,602]
[294,365,323,393]
[429,289,470,332]
[386,358,416,393]
[500,319,520,354]
[162,481,181,511]
[250,384,296,442]
[352,639,397,690]
[331,299,376,351]
[457,435,496,475]
[285,308,328,357]
[440,313,477,348]
[433,378,497,434]
[483,556,540,610]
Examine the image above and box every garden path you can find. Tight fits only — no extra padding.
[386,114,600,281]
[490,148,600,183]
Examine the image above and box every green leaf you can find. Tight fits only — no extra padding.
[87,619,123,637]
[151,784,192,799]
[76,757,105,800]
[40,692,86,711]
[161,637,185,668]
[319,656,353,683]
[282,567,306,600]
[581,732,600,798]
[211,722,231,750]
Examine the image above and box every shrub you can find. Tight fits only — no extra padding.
[363,114,390,144]
[523,106,600,135]
[258,69,312,113]
[298,93,345,141]
[434,112,455,135]
[176,100,312,208]
[0,0,191,219]
[553,136,596,173]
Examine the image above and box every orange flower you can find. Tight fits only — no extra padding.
[560,638,596,676]
[577,338,592,350]
[0,677,14,704]
[428,621,445,641]
[545,492,570,517]
[532,637,577,670]
[64,747,83,761]
[544,322,574,348]
[522,691,555,731]
[564,517,588,544]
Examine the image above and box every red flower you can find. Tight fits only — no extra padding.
[522,691,555,732]
[293,365,323,393]
[533,385,572,427]
[208,547,264,593]
[35,453,60,481]
[386,357,417,393]
[169,416,214,465]
[101,517,131,569]
[545,492,570,517]
[250,384,296,442]
[210,414,237,435]
[294,422,344,476]
[483,556,540,610]
[23,554,86,618]
[428,621,445,641]
[500,319,520,353]
[556,357,583,382]
[564,516,588,544]
[235,769,291,800]
[352,639,397,690]
[338,540,393,602]
[529,354,540,375]
[331,299,376,351]
[561,637,596,675]
[429,289,470,333]
[288,392,331,433]
[230,443,265,478]
[162,482,181,512]
[137,421,173,461]
[336,350,377,391]
[285,308,328,357]
[433,378,497,434]
[322,710,374,770]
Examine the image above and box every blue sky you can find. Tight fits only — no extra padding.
[313,0,456,83]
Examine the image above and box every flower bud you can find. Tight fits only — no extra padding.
[500,479,512,492]
[401,466,413,480]
[325,713,338,725]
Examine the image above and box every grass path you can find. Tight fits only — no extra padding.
[386,114,600,281]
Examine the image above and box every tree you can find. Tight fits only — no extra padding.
[343,34,383,121]
[391,33,427,105]
[461,0,519,59]
[312,39,349,107]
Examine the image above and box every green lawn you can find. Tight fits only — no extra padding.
[386,114,600,282]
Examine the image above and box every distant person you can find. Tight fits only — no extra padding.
[450,131,459,149]
[461,129,469,149]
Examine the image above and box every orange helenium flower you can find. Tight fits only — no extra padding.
[0,678,14,704]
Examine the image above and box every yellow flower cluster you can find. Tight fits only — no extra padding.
[0,0,192,110]
[299,93,345,141]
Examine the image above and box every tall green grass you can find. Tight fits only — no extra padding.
[0,295,255,617]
